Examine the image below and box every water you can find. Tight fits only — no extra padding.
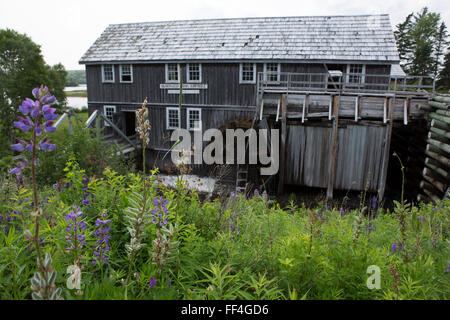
[64,85,87,110]
[67,97,88,110]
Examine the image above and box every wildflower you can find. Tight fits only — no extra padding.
[151,196,169,226]
[446,265,449,273]
[10,86,58,180]
[134,273,140,279]
[340,207,345,218]
[66,264,81,290]
[253,189,260,197]
[391,242,397,253]
[262,190,268,201]
[149,276,157,288]
[230,192,236,201]
[167,277,172,287]
[65,206,87,253]
[417,215,424,222]
[317,210,323,219]
[135,98,151,148]
[366,225,375,234]
[92,211,111,265]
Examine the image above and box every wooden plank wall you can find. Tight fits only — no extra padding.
[284,122,387,192]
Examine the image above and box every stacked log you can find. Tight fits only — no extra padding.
[418,94,450,202]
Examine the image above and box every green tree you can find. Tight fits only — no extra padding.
[0,28,67,157]
[437,49,450,90]
[394,8,448,78]
[394,13,414,70]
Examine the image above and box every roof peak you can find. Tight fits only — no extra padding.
[108,14,390,27]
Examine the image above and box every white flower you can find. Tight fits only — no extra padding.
[66,264,81,290]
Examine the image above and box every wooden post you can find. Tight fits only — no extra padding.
[326,95,340,201]
[277,94,287,195]
[68,110,73,134]
[377,97,395,204]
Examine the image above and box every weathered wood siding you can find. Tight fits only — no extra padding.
[284,123,387,191]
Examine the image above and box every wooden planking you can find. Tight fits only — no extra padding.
[334,124,386,191]
[285,125,333,188]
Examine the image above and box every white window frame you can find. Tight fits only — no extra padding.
[346,64,366,85]
[103,105,116,127]
[263,63,281,83]
[187,63,202,83]
[101,65,115,83]
[187,108,202,131]
[239,63,256,84]
[119,64,133,83]
[165,63,181,83]
[166,107,181,130]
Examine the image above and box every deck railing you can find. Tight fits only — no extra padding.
[257,72,435,95]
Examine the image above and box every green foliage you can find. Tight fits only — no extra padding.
[0,158,449,300]
[35,121,134,185]
[0,28,67,156]
[66,70,86,87]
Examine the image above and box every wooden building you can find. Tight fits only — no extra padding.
[79,15,434,201]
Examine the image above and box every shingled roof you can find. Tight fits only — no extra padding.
[79,15,400,64]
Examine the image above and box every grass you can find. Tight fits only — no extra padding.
[65,90,87,97]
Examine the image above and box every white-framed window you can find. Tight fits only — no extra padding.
[165,63,180,83]
[102,65,115,83]
[187,108,202,131]
[239,63,256,84]
[263,63,281,83]
[103,105,116,126]
[120,64,133,83]
[166,107,181,130]
[346,64,366,85]
[187,63,202,83]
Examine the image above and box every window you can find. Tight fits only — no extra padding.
[120,64,133,83]
[187,63,202,82]
[166,107,181,130]
[187,108,202,131]
[346,64,365,85]
[103,105,116,126]
[239,63,256,84]
[264,63,280,82]
[165,64,180,83]
[102,65,115,83]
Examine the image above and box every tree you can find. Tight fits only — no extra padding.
[437,49,450,90]
[394,13,414,71]
[433,22,449,78]
[394,7,448,77]
[0,29,67,157]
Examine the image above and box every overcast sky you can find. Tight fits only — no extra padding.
[0,0,448,70]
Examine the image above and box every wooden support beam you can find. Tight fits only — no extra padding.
[277,94,288,195]
[428,112,450,125]
[427,138,450,155]
[428,131,450,145]
[326,95,340,201]
[428,100,450,110]
[383,97,388,124]
[431,118,449,131]
[301,94,309,123]
[275,95,281,122]
[354,96,359,122]
[378,97,395,204]
[422,171,446,194]
[328,95,332,120]
[425,149,450,169]
[432,96,450,104]
[404,98,410,125]
[259,99,264,121]
[100,113,137,149]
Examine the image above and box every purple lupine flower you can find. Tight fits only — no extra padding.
[366,225,375,234]
[446,265,450,273]
[253,189,260,197]
[65,205,87,252]
[340,207,345,218]
[262,191,268,201]
[230,192,236,201]
[391,242,397,253]
[317,210,323,219]
[10,86,58,179]
[149,277,157,288]
[92,211,111,265]
[398,242,403,250]
[151,197,169,226]
[167,277,172,287]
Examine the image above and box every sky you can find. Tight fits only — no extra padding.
[0,0,449,70]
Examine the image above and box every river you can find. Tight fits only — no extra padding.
[65,85,87,110]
